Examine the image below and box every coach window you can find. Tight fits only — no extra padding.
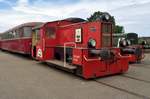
[10,32,14,39]
[23,27,32,37]
[4,33,7,39]
[12,31,16,38]
[15,29,20,38]
[2,34,5,39]
[8,32,13,39]
[45,27,56,39]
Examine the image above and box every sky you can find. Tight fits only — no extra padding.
[0,0,150,37]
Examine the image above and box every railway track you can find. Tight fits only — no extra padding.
[94,79,150,99]
[121,75,150,84]
[94,74,150,99]
[131,64,150,69]
[92,64,150,99]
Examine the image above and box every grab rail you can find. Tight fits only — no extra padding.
[83,55,101,62]
[64,42,76,67]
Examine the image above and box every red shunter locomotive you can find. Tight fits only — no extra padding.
[118,34,144,63]
[32,13,129,79]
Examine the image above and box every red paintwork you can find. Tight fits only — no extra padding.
[34,19,129,79]
[73,48,128,79]
[1,38,32,54]
[82,50,128,79]
[126,54,137,63]
[123,45,144,63]
[36,21,113,59]
[1,22,42,54]
[123,53,143,63]
[35,20,81,60]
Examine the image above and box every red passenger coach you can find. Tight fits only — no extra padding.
[0,38,1,49]
[0,22,42,54]
[32,14,129,79]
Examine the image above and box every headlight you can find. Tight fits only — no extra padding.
[103,13,110,20]
[105,14,110,20]
[88,38,96,48]
[122,40,127,46]
[127,40,131,46]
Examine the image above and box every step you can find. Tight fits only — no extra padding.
[45,60,77,73]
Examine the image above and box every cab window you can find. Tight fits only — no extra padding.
[45,27,56,39]
[102,23,112,47]
[102,24,111,33]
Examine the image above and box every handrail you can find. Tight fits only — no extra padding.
[64,42,76,67]
[117,52,130,58]
[83,55,101,62]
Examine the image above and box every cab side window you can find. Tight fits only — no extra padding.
[45,27,56,39]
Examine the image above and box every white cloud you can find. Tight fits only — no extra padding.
[0,0,150,37]
[12,0,108,18]
[110,1,150,36]
[17,0,28,6]
[0,10,56,32]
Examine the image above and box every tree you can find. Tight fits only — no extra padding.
[114,25,125,33]
[87,11,115,25]
[87,11,124,34]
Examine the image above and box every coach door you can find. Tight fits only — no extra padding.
[32,28,40,57]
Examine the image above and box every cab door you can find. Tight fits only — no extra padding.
[34,25,57,61]
[42,26,57,60]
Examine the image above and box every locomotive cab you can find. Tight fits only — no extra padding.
[33,15,129,79]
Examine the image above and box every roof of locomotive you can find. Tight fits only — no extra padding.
[64,17,86,23]
[32,17,86,30]
[3,22,43,34]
